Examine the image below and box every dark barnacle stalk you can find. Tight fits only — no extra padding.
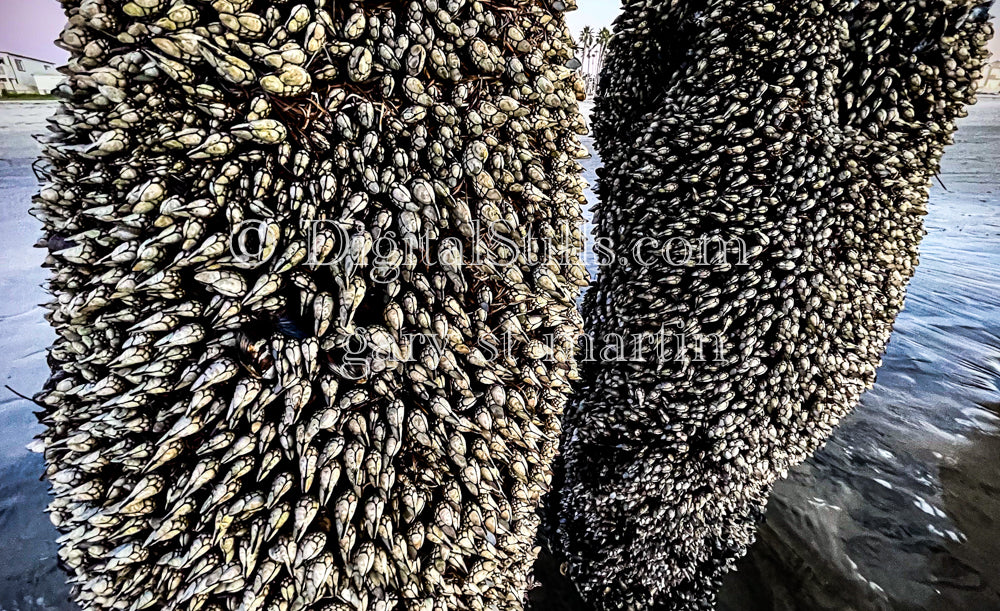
[32,0,590,610]
[550,0,994,609]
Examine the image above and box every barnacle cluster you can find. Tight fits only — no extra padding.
[554,1,994,609]
[33,0,589,610]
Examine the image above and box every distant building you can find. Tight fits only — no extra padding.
[0,51,61,95]
[980,61,1000,95]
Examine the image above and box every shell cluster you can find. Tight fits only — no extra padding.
[32,0,589,610]
[553,0,994,609]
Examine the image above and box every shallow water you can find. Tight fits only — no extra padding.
[0,97,997,610]
[718,96,1000,610]
[0,101,67,611]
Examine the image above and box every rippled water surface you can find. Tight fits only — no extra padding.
[719,96,1000,610]
[0,97,998,611]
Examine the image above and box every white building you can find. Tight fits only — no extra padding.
[979,61,1000,95]
[0,51,60,95]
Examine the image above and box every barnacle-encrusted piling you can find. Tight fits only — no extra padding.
[553,1,994,609]
[33,0,589,609]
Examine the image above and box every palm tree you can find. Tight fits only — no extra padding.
[579,26,595,76]
[596,27,612,76]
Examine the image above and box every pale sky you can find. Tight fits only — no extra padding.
[0,0,67,63]
[0,0,993,66]
[569,0,623,35]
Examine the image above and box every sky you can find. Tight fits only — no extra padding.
[0,0,994,65]
[0,0,67,63]
[568,0,623,36]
